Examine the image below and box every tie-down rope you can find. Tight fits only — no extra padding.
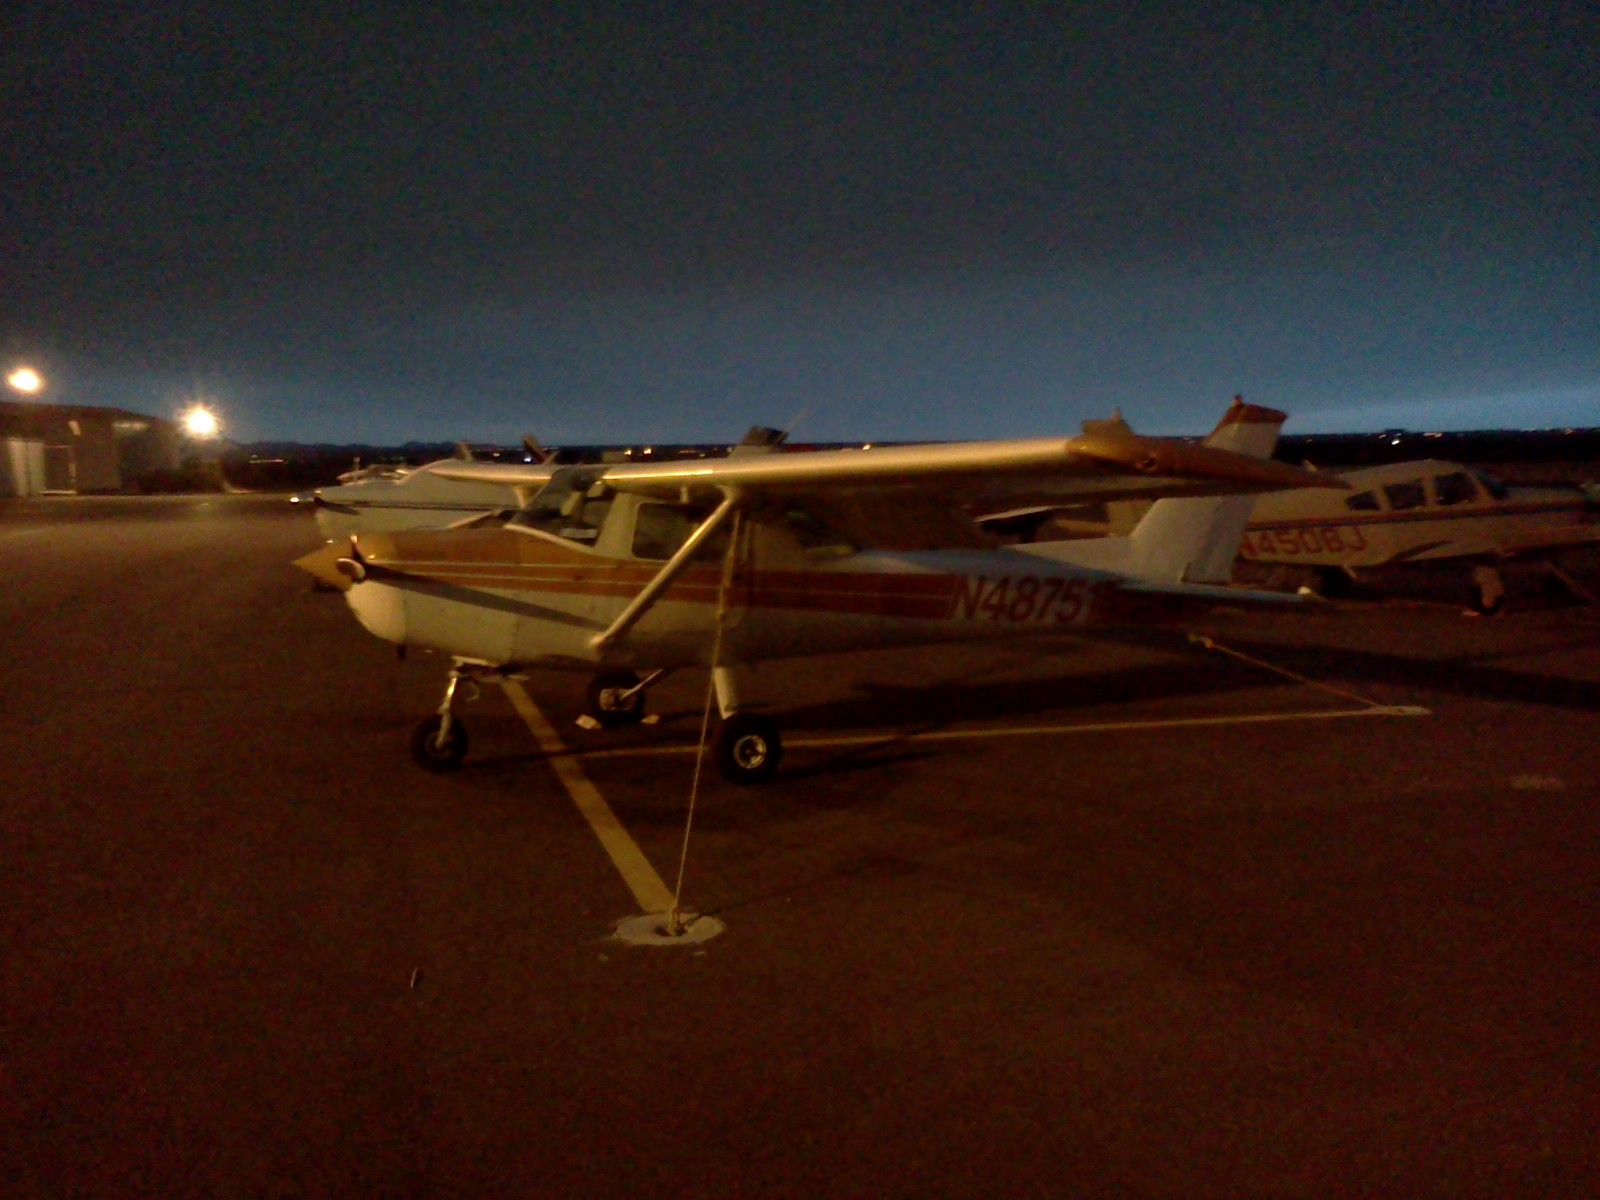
[1187,632,1407,712]
[667,509,743,936]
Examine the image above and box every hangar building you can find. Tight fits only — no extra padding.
[0,400,184,496]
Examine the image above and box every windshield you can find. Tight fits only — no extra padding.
[507,471,611,544]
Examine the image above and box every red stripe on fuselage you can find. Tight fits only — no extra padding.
[377,560,963,620]
[1248,499,1588,534]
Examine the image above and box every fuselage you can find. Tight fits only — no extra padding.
[316,485,1248,673]
[337,526,1152,671]
[1237,460,1595,567]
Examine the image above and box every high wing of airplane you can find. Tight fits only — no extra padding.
[296,401,1341,782]
[1233,458,1600,607]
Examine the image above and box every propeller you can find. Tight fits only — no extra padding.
[336,534,368,583]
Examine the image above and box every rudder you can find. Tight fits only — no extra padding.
[1127,398,1287,583]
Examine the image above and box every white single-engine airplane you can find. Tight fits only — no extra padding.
[296,401,1340,782]
[298,438,558,542]
[298,428,796,542]
[1235,459,1600,609]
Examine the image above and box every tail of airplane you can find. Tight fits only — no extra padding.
[1019,397,1288,584]
[729,426,789,457]
[1126,398,1286,583]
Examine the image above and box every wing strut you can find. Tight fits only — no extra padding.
[590,490,743,653]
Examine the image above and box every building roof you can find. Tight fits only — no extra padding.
[0,399,175,436]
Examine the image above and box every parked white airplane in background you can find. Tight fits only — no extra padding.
[297,439,557,542]
[298,429,795,542]
[297,400,1340,781]
[1235,459,1600,609]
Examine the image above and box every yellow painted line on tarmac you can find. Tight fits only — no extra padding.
[567,704,1429,761]
[500,680,675,914]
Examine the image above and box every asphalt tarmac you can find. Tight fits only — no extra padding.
[3,494,1597,1198]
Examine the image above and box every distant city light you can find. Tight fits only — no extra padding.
[182,404,221,438]
[7,366,43,394]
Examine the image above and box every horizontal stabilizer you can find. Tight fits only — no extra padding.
[1019,398,1316,585]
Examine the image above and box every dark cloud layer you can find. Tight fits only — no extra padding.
[4,3,1596,441]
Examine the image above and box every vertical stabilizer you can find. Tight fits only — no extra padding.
[1126,397,1287,583]
[729,426,789,457]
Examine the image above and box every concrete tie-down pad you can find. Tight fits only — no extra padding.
[614,911,726,947]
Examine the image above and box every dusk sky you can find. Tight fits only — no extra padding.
[4,3,1596,445]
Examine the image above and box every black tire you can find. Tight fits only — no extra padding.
[1465,565,1505,615]
[410,714,468,772]
[585,670,646,728]
[1316,567,1354,598]
[714,713,783,784]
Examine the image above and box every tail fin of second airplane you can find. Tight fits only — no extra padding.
[729,426,789,457]
[1018,397,1288,584]
[1126,398,1287,583]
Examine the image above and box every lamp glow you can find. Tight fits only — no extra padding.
[7,367,43,394]
[183,405,220,438]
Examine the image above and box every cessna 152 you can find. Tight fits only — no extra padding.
[1234,459,1600,609]
[296,401,1340,782]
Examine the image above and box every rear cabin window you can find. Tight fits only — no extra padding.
[1344,490,1380,512]
[1432,471,1478,506]
[1384,480,1426,511]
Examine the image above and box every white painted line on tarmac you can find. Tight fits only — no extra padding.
[568,704,1430,762]
[500,679,676,915]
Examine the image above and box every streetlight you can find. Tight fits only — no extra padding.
[182,404,221,439]
[6,366,44,395]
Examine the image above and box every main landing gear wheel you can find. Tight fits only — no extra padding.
[585,669,647,728]
[714,713,783,785]
[1316,567,1355,598]
[1470,565,1506,616]
[410,713,469,772]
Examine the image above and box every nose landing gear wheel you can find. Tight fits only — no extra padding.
[714,713,783,784]
[585,669,647,728]
[411,713,469,772]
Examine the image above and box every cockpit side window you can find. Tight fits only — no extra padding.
[1383,480,1426,511]
[1344,490,1380,512]
[1473,471,1509,500]
[558,495,612,542]
[630,501,730,561]
[778,504,855,554]
[1432,471,1478,506]
[632,503,692,560]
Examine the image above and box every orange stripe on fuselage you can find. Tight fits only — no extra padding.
[373,556,963,621]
